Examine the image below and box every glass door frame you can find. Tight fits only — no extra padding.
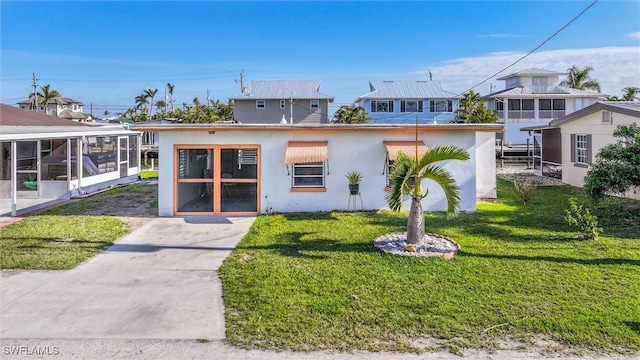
[532,132,542,176]
[173,144,261,216]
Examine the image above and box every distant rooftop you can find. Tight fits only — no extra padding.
[0,104,88,127]
[230,81,334,100]
[496,68,566,80]
[17,96,84,106]
[356,80,459,100]
[483,86,604,98]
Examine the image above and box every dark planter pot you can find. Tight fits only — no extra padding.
[349,184,360,195]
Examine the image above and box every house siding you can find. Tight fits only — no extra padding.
[359,99,459,124]
[560,110,640,200]
[233,99,329,124]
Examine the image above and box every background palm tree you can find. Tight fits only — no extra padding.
[135,94,149,115]
[28,84,60,112]
[386,145,470,245]
[155,100,167,116]
[622,86,640,101]
[333,105,369,123]
[454,90,497,123]
[144,88,158,115]
[560,65,601,92]
[167,83,175,111]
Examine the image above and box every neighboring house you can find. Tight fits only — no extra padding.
[522,101,640,199]
[484,68,604,146]
[354,80,460,124]
[17,96,86,118]
[130,122,501,217]
[229,81,334,124]
[0,104,142,216]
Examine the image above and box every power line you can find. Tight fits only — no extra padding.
[460,0,599,95]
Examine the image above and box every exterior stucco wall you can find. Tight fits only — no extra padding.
[157,128,496,216]
[560,110,640,199]
[233,99,329,124]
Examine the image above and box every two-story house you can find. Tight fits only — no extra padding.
[483,68,604,146]
[229,81,334,124]
[354,80,460,124]
[17,96,85,118]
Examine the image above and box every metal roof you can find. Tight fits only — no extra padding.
[549,101,640,127]
[0,125,137,141]
[497,68,566,80]
[356,81,459,100]
[230,81,334,100]
[0,104,89,127]
[483,86,604,99]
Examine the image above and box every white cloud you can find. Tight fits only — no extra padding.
[423,47,640,96]
[627,32,640,38]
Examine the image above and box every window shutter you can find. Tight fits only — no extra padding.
[602,111,611,124]
[587,134,593,164]
[400,101,405,112]
[370,102,376,113]
[389,101,394,112]
[418,101,423,112]
[570,134,576,162]
[429,101,435,112]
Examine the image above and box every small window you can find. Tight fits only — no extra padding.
[280,100,286,109]
[576,134,588,164]
[522,99,534,111]
[371,100,394,113]
[386,158,394,186]
[602,110,611,124]
[400,100,423,113]
[508,99,521,111]
[539,99,552,110]
[310,100,319,109]
[553,99,565,111]
[292,162,324,187]
[256,100,265,109]
[73,104,78,111]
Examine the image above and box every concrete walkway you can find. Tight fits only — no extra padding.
[0,216,255,340]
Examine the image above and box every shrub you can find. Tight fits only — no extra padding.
[564,197,603,240]
[513,180,536,205]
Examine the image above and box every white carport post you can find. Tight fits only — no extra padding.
[10,141,17,216]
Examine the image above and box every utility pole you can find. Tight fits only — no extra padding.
[240,70,246,93]
[206,89,210,108]
[32,73,39,111]
[289,96,293,124]
[90,102,93,117]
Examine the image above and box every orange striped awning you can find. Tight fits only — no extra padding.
[384,141,429,161]
[285,141,328,164]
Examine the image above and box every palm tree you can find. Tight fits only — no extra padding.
[144,88,158,115]
[560,65,601,92]
[333,105,369,123]
[622,86,640,101]
[29,84,60,113]
[135,94,149,115]
[386,145,470,245]
[155,100,166,115]
[193,97,201,108]
[167,83,175,111]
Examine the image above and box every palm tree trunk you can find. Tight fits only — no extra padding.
[406,197,425,245]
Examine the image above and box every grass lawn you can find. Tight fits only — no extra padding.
[219,179,640,354]
[0,185,145,270]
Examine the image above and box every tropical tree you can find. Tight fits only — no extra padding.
[134,94,149,116]
[333,105,369,124]
[144,88,158,115]
[560,65,601,92]
[622,86,640,101]
[155,100,167,116]
[454,90,498,123]
[193,97,201,108]
[386,145,470,245]
[103,110,110,117]
[583,123,640,201]
[167,83,175,111]
[209,99,234,121]
[28,84,61,112]
[605,95,623,101]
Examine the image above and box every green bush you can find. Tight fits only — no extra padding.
[564,197,603,240]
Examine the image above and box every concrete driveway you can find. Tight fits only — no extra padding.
[0,216,255,340]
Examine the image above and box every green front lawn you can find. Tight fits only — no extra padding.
[219,179,640,354]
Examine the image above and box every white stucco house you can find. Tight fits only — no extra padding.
[130,122,501,217]
[0,104,142,216]
[355,81,460,124]
[522,101,640,199]
[484,68,604,146]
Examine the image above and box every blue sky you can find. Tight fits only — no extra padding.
[1,0,639,116]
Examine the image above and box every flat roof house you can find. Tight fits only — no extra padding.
[0,104,142,216]
[522,101,640,199]
[131,122,501,217]
[230,81,334,124]
[355,81,460,124]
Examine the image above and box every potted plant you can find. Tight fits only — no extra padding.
[346,171,362,195]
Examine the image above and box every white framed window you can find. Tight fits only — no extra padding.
[576,134,588,164]
[371,100,394,113]
[386,158,394,187]
[400,100,423,113]
[310,99,319,109]
[256,100,265,109]
[73,104,78,111]
[429,100,453,112]
[280,100,286,109]
[532,77,548,86]
[292,162,324,187]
